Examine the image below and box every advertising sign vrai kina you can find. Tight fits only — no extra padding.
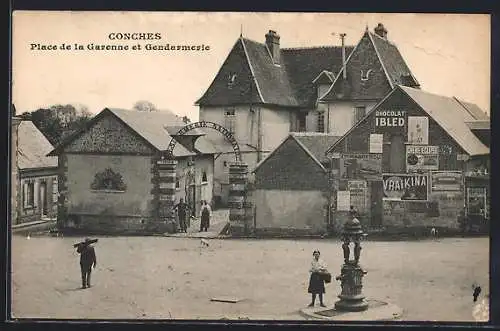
[383,173,428,201]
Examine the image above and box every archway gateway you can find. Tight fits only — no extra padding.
[157,121,249,236]
[165,121,241,162]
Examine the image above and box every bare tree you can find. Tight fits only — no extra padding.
[133,100,158,112]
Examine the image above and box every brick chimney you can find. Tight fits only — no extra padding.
[265,30,280,65]
[374,23,388,39]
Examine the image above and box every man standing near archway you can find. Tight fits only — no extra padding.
[173,198,190,233]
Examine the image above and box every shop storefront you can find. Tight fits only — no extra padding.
[326,86,489,232]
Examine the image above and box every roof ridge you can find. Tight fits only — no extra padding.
[282,45,354,51]
[289,134,327,172]
[367,31,394,89]
[241,37,264,46]
[368,31,396,47]
[240,37,266,103]
[241,37,354,51]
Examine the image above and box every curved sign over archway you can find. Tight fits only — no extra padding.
[166,121,242,162]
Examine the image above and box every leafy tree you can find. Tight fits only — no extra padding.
[19,104,92,146]
[133,100,157,112]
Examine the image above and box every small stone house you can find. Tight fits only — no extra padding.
[48,108,216,234]
[14,119,58,225]
[253,133,341,236]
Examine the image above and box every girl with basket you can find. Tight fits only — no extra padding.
[307,249,330,307]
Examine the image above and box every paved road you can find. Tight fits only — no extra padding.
[11,235,489,321]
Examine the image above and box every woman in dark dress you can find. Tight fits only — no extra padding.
[308,250,328,307]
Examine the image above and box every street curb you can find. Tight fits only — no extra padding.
[299,300,402,321]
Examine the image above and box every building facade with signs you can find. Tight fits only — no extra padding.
[48,108,216,234]
[196,23,419,205]
[14,119,59,225]
[253,133,340,235]
[326,85,490,231]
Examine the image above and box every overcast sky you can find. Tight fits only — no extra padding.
[12,12,490,120]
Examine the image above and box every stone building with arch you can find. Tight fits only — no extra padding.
[48,107,217,234]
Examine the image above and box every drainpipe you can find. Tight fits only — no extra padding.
[340,33,347,80]
[257,107,262,162]
[326,104,330,133]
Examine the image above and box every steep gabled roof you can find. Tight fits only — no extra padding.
[195,38,264,107]
[18,121,58,170]
[326,86,489,156]
[49,108,216,157]
[253,132,341,173]
[321,31,419,101]
[368,32,420,88]
[196,35,354,108]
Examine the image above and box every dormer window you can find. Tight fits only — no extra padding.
[227,73,237,89]
[361,69,373,81]
[317,85,330,99]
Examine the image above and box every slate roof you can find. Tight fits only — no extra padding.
[291,133,341,164]
[49,108,216,157]
[18,120,58,170]
[326,86,489,156]
[368,32,420,87]
[196,36,354,108]
[197,27,417,108]
[281,45,355,106]
[320,31,420,101]
[254,132,341,173]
